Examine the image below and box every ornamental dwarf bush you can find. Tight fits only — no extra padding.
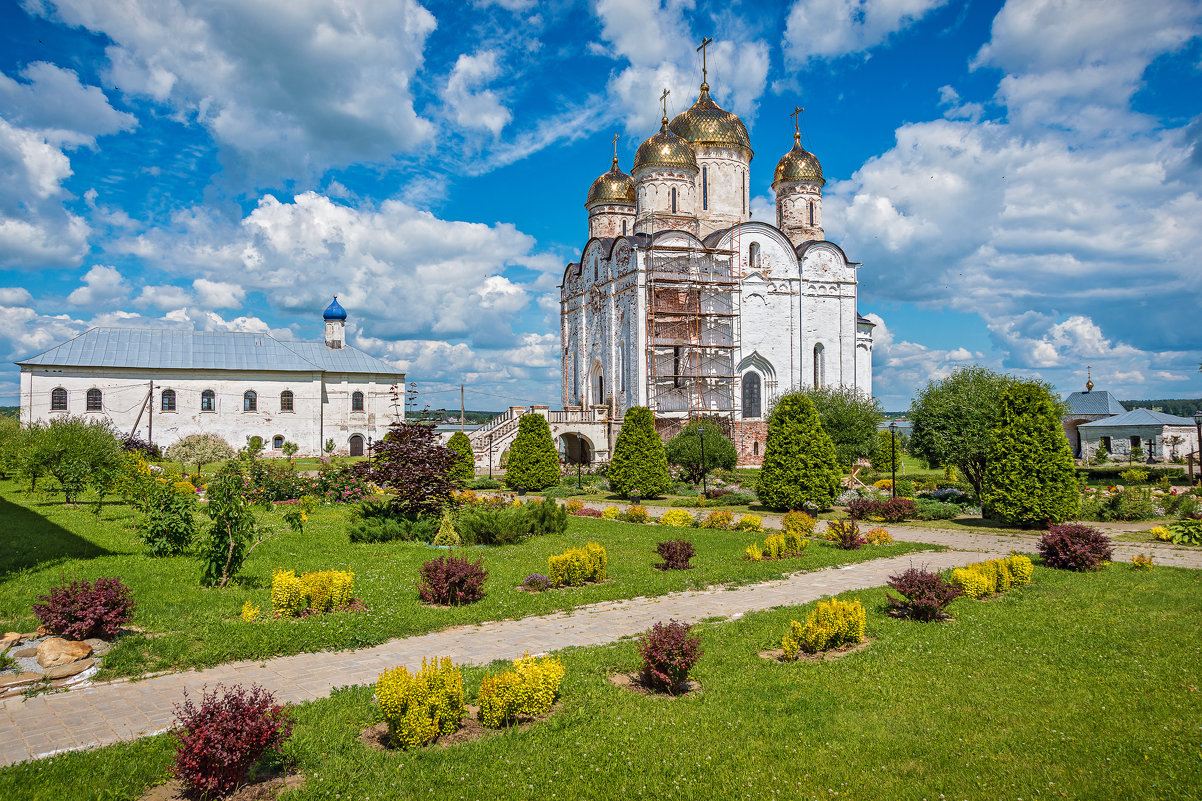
[782,511,817,538]
[477,654,565,728]
[847,497,916,523]
[446,431,475,485]
[418,554,488,605]
[601,506,620,520]
[700,510,733,529]
[548,542,607,587]
[432,514,461,546]
[756,394,842,511]
[625,504,650,523]
[734,514,763,532]
[455,503,533,546]
[827,519,867,550]
[638,620,702,694]
[1038,524,1113,571]
[885,566,962,621]
[658,508,697,528]
[375,658,465,750]
[504,415,561,492]
[608,407,671,499]
[656,540,695,570]
[948,554,1033,598]
[270,569,355,616]
[864,527,893,545]
[172,683,293,798]
[745,532,808,561]
[33,576,135,639]
[781,598,866,658]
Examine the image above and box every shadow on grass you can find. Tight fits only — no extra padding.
[0,494,113,578]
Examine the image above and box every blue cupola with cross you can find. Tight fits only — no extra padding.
[323,296,346,349]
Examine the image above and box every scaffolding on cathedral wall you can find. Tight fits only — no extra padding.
[643,214,742,441]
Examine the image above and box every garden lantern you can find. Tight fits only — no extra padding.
[888,421,899,500]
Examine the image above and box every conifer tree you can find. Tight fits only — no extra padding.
[756,392,842,511]
[504,414,561,491]
[981,382,1079,527]
[446,431,475,484]
[608,406,671,499]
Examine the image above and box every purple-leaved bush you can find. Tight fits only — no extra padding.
[522,573,552,592]
[32,577,135,640]
[827,519,867,550]
[637,620,703,694]
[847,497,916,523]
[885,566,962,621]
[655,540,695,570]
[418,553,488,605]
[172,683,293,798]
[1038,523,1113,571]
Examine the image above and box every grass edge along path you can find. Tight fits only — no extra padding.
[2,563,1200,800]
[0,548,993,769]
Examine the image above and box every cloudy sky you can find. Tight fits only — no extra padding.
[1,0,1199,412]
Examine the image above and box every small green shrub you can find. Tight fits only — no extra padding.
[456,504,533,545]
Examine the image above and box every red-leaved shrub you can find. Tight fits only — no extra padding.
[1038,524,1113,571]
[847,497,916,523]
[418,553,488,605]
[32,577,135,640]
[638,619,702,694]
[827,519,867,550]
[885,566,962,621]
[570,507,604,518]
[172,683,293,798]
[655,540,695,570]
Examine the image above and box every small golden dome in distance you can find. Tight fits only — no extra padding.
[632,117,698,174]
[586,157,636,207]
[773,132,824,187]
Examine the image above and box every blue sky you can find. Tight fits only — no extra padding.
[1,0,1199,413]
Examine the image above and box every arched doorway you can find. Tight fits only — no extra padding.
[349,434,365,457]
[557,433,593,465]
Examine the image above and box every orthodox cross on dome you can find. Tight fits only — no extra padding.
[659,87,670,119]
[612,133,619,159]
[696,36,713,86]
[1086,365,1094,392]
[790,105,804,134]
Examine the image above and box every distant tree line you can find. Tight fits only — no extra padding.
[1119,399,1202,417]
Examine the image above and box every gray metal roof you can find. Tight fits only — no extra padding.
[1064,390,1126,416]
[16,327,404,377]
[1079,408,1196,428]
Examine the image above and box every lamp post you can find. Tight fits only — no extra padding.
[888,421,899,500]
[488,432,494,480]
[1194,411,1202,485]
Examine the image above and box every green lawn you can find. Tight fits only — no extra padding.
[4,564,1199,800]
[0,481,937,679]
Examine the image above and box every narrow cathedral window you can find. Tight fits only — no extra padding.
[86,388,102,412]
[622,219,627,235]
[352,391,365,412]
[50,387,67,411]
[161,389,176,412]
[280,390,294,412]
[670,187,677,214]
[201,389,215,411]
[243,390,257,412]
[809,201,815,226]
[749,242,760,271]
[702,167,708,210]
[742,372,761,418]
[813,344,826,387]
[272,435,284,450]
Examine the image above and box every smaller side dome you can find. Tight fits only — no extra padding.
[323,296,347,321]
[633,116,698,174]
[773,132,825,186]
[586,158,636,207]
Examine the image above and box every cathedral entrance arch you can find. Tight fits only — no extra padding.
[557,432,593,465]
[349,434,365,457]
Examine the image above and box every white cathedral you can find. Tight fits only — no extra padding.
[560,65,875,464]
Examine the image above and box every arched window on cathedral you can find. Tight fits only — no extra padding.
[702,167,708,210]
[86,388,103,412]
[50,387,67,411]
[352,391,365,412]
[593,373,604,406]
[813,344,826,388]
[742,372,761,419]
[161,389,176,412]
[622,219,627,236]
[243,390,257,412]
[749,242,760,271]
[670,187,677,214]
[809,201,815,226]
[280,390,294,412]
[201,389,215,411]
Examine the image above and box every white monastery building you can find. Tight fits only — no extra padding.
[17,299,405,457]
[560,62,875,464]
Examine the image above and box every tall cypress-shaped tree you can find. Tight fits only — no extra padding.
[756,393,842,511]
[504,414,561,491]
[608,406,671,499]
[446,431,475,484]
[981,382,1079,527]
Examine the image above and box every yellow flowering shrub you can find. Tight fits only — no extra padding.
[270,569,304,616]
[700,510,733,529]
[1006,553,1034,584]
[763,533,787,560]
[451,489,479,505]
[240,600,259,622]
[783,530,808,553]
[782,511,817,538]
[548,542,607,587]
[601,506,621,520]
[873,479,893,490]
[625,504,649,523]
[733,514,763,532]
[376,657,465,749]
[566,499,584,513]
[781,598,866,658]
[745,533,808,561]
[1150,526,1171,542]
[948,555,1032,599]
[271,568,354,616]
[1132,553,1154,569]
[745,542,762,561]
[479,654,566,727]
[864,527,893,545]
[659,509,696,528]
[949,567,989,599]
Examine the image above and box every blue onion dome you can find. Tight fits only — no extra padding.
[323,296,347,320]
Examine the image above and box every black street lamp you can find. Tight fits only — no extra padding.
[888,421,899,499]
[1194,411,1202,485]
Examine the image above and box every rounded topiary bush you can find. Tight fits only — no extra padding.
[504,414,561,492]
[756,393,842,511]
[608,407,671,499]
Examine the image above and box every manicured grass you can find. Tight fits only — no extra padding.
[0,481,937,679]
[4,564,1200,800]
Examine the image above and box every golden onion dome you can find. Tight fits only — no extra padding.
[585,157,636,207]
[669,84,752,156]
[773,132,824,186]
[632,116,698,174]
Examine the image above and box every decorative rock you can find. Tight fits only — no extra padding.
[12,646,39,658]
[84,638,112,657]
[36,637,92,668]
[0,671,42,690]
[35,625,49,637]
[44,658,95,680]
[0,632,21,650]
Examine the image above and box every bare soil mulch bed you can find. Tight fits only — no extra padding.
[360,703,557,751]
[140,771,304,801]
[759,636,874,663]
[608,672,701,697]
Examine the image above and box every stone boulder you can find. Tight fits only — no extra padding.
[36,637,93,668]
[0,632,21,650]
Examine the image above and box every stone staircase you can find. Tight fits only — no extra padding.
[467,404,617,472]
